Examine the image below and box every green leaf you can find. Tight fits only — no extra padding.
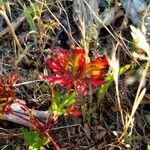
[62,92,75,106]
[119,64,131,75]
[0,0,6,6]
[23,4,36,31]
[49,92,75,117]
[145,0,150,3]
[98,64,130,102]
[21,128,49,150]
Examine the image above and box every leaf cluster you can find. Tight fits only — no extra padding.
[21,128,50,150]
[49,92,75,117]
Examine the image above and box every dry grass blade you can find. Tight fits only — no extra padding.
[118,61,150,143]
[107,43,125,127]
[0,7,23,53]
[0,11,25,37]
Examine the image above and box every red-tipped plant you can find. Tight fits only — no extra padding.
[0,73,18,115]
[0,73,60,149]
[45,48,108,95]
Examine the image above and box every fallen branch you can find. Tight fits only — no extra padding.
[3,99,50,127]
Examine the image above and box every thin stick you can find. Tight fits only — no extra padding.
[14,79,44,87]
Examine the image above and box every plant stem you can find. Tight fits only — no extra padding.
[44,131,60,150]
[89,84,93,116]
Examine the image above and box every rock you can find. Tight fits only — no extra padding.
[121,0,147,24]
